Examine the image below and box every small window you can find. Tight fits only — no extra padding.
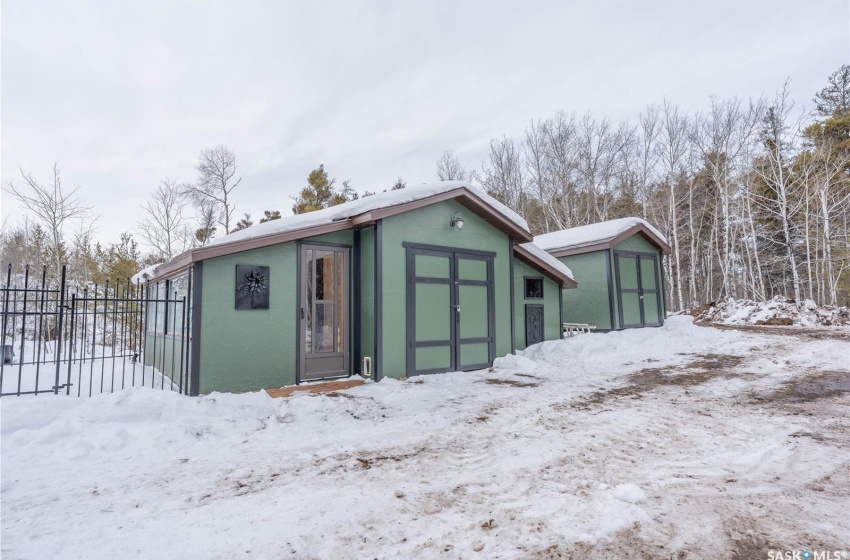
[524,277,543,299]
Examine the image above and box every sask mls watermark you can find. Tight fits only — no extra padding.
[767,551,846,560]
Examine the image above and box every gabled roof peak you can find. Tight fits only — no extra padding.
[534,217,670,257]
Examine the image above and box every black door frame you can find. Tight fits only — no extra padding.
[403,242,496,376]
[613,250,662,329]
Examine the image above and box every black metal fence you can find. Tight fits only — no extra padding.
[1,263,192,397]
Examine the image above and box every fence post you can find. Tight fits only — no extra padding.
[0,264,11,393]
[53,265,67,395]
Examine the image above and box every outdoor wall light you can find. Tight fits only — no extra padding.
[451,212,464,231]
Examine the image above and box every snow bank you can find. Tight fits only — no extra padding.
[693,296,850,327]
[534,217,667,252]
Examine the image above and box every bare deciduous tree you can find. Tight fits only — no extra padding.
[138,178,193,260]
[2,163,92,269]
[182,146,242,234]
[436,149,469,181]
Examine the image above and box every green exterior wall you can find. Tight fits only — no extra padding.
[558,232,666,331]
[379,199,513,378]
[559,251,614,330]
[196,230,353,394]
[198,243,296,393]
[186,201,573,392]
[513,260,561,350]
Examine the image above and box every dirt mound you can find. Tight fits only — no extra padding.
[692,296,849,327]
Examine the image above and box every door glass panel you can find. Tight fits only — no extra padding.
[315,250,334,301]
[415,283,451,342]
[458,258,487,281]
[617,256,638,290]
[643,293,660,325]
[315,302,335,352]
[306,248,345,356]
[458,285,488,338]
[415,254,450,278]
[305,250,313,354]
[621,292,642,326]
[460,342,489,367]
[639,257,657,290]
[416,346,452,371]
[335,253,344,352]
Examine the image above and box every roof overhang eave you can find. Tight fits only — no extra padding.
[513,244,577,288]
[545,224,671,258]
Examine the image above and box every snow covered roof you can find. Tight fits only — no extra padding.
[147,182,533,280]
[207,181,528,249]
[131,262,163,285]
[533,217,670,257]
[514,242,576,287]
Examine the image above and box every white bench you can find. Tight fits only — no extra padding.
[562,323,596,338]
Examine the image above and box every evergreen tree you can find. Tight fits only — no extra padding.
[259,210,282,223]
[391,177,406,190]
[813,64,850,118]
[291,165,338,214]
[231,213,254,232]
[96,232,142,283]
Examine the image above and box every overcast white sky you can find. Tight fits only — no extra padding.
[2,0,847,247]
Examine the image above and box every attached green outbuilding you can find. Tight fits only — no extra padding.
[138,182,576,395]
[534,218,670,331]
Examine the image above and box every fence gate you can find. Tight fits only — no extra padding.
[0,263,193,398]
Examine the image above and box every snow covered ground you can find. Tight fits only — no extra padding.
[1,317,848,559]
[1,341,177,396]
[693,296,850,327]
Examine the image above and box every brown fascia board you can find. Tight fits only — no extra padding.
[546,224,672,258]
[191,220,353,261]
[513,245,578,288]
[147,187,533,281]
[145,255,193,282]
[352,188,532,242]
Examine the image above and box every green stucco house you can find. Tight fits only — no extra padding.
[534,218,670,332]
[138,183,576,395]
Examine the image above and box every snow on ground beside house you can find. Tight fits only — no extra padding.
[2,317,848,559]
[534,217,667,252]
[204,181,529,249]
[1,341,178,396]
[693,296,850,327]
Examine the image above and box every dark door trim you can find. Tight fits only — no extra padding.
[613,250,661,329]
[405,244,495,376]
[189,261,203,396]
[297,242,352,382]
[352,229,361,375]
[604,250,616,330]
[374,220,383,381]
[525,303,544,347]
[402,241,496,258]
[508,237,516,353]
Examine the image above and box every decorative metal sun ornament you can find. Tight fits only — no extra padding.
[237,270,268,294]
[235,265,270,309]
